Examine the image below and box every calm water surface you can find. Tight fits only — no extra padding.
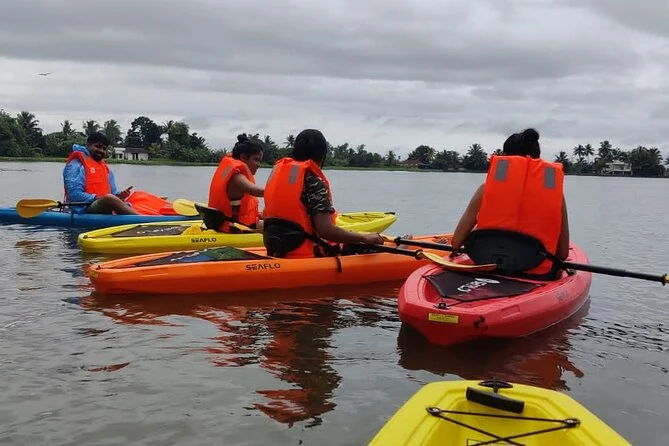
[1,162,668,445]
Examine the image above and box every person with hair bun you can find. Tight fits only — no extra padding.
[207,133,265,232]
[262,129,383,258]
[450,128,570,280]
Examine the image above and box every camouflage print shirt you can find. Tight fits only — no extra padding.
[300,172,335,216]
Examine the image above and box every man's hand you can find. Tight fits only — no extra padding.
[116,186,133,200]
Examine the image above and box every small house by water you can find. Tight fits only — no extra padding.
[601,162,632,176]
[111,147,149,161]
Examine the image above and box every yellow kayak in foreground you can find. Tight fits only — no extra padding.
[370,380,630,446]
[78,211,397,255]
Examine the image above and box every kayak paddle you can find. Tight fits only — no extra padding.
[172,198,202,217]
[172,198,259,233]
[15,199,92,218]
[384,236,668,285]
[361,243,497,271]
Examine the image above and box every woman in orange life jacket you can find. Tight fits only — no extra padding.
[450,128,570,279]
[207,134,265,232]
[263,129,384,258]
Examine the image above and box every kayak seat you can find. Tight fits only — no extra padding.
[263,218,343,258]
[194,203,236,233]
[464,229,549,273]
[263,218,309,257]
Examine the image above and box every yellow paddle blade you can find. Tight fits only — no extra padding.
[417,250,497,271]
[172,198,201,217]
[232,222,261,233]
[16,199,61,218]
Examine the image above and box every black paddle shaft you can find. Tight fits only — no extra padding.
[351,243,424,259]
[393,237,667,285]
[388,237,465,254]
[60,201,93,207]
[562,261,667,285]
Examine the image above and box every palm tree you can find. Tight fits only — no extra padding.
[285,134,295,150]
[16,111,41,134]
[554,151,572,172]
[572,144,585,161]
[190,132,208,149]
[583,143,594,162]
[384,150,398,167]
[462,144,488,171]
[61,120,74,136]
[648,148,663,164]
[167,121,190,146]
[82,120,100,136]
[161,120,175,137]
[554,151,570,163]
[597,140,612,162]
[102,119,122,146]
[16,111,42,147]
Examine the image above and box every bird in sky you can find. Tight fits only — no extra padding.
[38,72,52,76]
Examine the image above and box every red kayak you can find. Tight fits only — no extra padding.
[398,243,592,346]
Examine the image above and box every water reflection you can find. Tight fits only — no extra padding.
[397,300,590,391]
[79,282,401,427]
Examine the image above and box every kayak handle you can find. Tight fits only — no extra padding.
[466,387,525,414]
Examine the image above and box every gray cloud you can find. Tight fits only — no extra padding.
[563,0,669,40]
[0,0,667,158]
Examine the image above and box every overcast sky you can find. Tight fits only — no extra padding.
[1,0,667,159]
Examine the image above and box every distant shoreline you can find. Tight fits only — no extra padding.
[1,156,666,178]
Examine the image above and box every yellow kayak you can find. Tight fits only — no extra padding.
[78,211,397,255]
[370,380,630,446]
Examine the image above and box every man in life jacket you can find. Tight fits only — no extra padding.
[206,134,265,233]
[450,128,570,280]
[62,132,138,214]
[263,129,384,258]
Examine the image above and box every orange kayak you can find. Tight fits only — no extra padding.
[88,234,453,295]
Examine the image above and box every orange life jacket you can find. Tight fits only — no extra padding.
[124,191,177,216]
[263,158,338,258]
[207,154,260,232]
[64,151,111,199]
[476,155,564,276]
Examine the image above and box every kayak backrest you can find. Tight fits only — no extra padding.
[195,203,229,231]
[263,218,308,257]
[464,229,548,273]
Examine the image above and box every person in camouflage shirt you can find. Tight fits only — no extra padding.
[263,129,383,257]
[301,171,335,216]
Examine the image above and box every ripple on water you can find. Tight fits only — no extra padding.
[2,170,669,445]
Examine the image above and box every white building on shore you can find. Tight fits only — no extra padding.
[601,162,632,176]
[111,147,150,161]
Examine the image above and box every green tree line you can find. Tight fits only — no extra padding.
[1,110,666,176]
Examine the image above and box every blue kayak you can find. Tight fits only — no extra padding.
[0,207,198,229]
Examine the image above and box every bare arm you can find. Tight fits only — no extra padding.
[451,184,484,251]
[312,212,382,245]
[227,173,264,198]
[557,196,570,260]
